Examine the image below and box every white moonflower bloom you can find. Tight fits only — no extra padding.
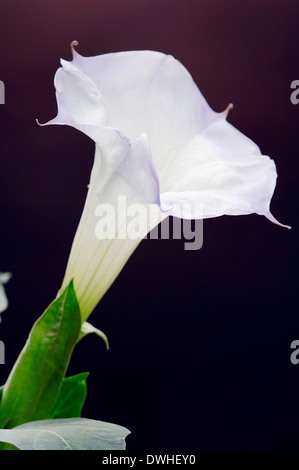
[41,43,289,321]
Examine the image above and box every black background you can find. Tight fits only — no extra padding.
[0,0,298,450]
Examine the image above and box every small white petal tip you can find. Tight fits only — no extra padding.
[224,103,234,116]
[265,212,291,230]
[277,222,292,230]
[71,40,79,57]
[36,118,47,127]
[218,103,234,120]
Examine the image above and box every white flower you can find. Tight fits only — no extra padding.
[0,272,12,319]
[40,42,289,321]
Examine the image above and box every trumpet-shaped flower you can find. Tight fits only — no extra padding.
[41,43,288,322]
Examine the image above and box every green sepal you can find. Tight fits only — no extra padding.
[78,321,109,350]
[0,280,81,429]
[50,372,89,419]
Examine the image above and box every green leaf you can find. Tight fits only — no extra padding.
[0,418,130,450]
[0,280,81,429]
[50,372,89,419]
[78,321,109,350]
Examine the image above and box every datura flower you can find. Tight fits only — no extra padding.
[40,42,288,322]
[0,272,11,319]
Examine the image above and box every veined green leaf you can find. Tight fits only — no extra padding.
[0,280,81,429]
[0,418,130,450]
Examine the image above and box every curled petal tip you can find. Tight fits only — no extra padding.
[219,103,234,120]
[36,118,47,127]
[71,40,79,57]
[277,221,292,230]
[224,102,234,116]
[159,202,173,214]
[265,211,291,230]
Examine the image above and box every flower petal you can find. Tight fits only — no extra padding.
[59,134,161,321]
[51,59,107,127]
[159,115,289,227]
[0,272,11,317]
[69,47,220,175]
[40,56,160,205]
[0,284,8,315]
[45,45,288,229]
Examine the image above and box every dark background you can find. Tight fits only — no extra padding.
[0,0,298,449]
